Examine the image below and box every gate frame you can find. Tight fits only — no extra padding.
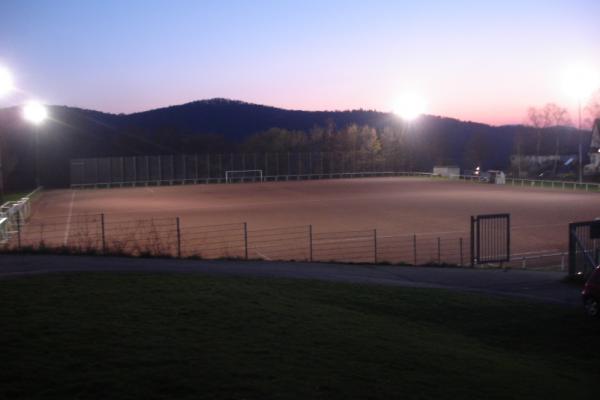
[568,220,600,277]
[470,213,511,267]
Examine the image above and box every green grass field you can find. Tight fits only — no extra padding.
[3,192,27,201]
[2,191,30,202]
[0,273,597,399]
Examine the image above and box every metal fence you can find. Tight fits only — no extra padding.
[4,213,475,266]
[568,221,600,277]
[0,188,42,243]
[70,152,413,187]
[1,212,569,271]
[457,174,600,192]
[71,153,600,194]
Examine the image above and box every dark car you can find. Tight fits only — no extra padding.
[582,266,600,317]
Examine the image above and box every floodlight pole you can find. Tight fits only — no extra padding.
[34,125,41,188]
[0,144,4,203]
[578,99,582,183]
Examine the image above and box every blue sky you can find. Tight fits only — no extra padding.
[1,0,599,124]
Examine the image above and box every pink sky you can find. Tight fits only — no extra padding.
[1,0,599,126]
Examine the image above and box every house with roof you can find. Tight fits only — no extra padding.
[584,119,600,176]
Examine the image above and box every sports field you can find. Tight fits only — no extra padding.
[25,177,599,264]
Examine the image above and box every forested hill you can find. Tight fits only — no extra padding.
[125,99,395,139]
[0,98,588,189]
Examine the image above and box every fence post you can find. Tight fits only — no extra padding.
[470,216,476,267]
[100,213,106,253]
[413,234,417,265]
[320,152,324,174]
[145,156,149,182]
[176,217,181,258]
[158,156,162,184]
[207,154,211,180]
[309,224,313,262]
[459,238,463,266]
[568,224,576,276]
[170,155,175,183]
[437,237,441,264]
[265,153,269,176]
[244,222,248,260]
[374,229,378,263]
[16,213,21,249]
[120,157,124,185]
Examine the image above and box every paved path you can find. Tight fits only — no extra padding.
[0,254,582,306]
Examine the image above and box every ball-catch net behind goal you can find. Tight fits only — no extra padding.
[225,170,263,183]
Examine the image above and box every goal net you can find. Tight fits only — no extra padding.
[225,170,263,183]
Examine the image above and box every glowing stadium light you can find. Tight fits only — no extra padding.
[562,63,599,183]
[22,101,48,125]
[393,92,427,121]
[0,65,14,97]
[562,63,600,101]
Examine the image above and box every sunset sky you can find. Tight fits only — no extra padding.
[1,0,599,125]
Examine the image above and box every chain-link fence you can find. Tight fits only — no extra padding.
[70,152,413,187]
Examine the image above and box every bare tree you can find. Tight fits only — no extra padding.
[541,103,571,174]
[527,107,546,156]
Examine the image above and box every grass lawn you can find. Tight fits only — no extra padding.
[0,273,598,400]
[2,191,30,202]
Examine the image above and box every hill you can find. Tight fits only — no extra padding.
[0,99,588,189]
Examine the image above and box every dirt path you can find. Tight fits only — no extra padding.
[0,254,581,306]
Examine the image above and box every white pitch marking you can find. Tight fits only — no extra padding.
[253,249,272,261]
[511,250,563,257]
[63,190,77,246]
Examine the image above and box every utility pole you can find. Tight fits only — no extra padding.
[0,143,4,203]
[578,99,583,183]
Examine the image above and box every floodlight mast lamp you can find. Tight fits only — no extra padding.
[564,64,600,182]
[393,93,427,172]
[22,101,48,188]
[0,65,15,202]
[578,99,582,183]
[0,66,14,98]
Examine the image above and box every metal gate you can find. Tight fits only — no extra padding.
[470,213,510,266]
[568,220,600,277]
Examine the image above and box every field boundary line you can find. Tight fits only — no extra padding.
[252,248,272,261]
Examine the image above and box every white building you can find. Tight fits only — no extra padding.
[433,166,460,178]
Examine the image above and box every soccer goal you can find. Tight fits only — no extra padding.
[225,170,264,183]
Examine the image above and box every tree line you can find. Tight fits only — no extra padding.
[1,90,599,190]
